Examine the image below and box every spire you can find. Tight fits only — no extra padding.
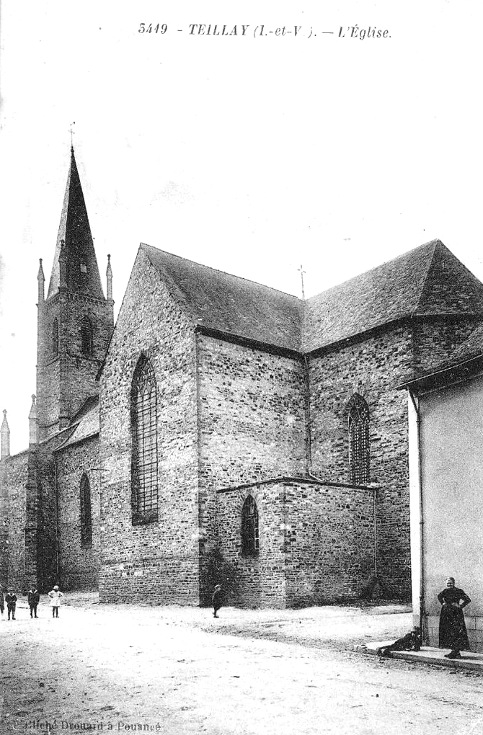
[28,395,38,446]
[37,259,45,303]
[1,410,10,459]
[47,148,104,299]
[106,254,113,301]
[59,239,67,291]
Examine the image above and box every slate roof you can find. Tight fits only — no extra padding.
[48,148,104,300]
[55,396,99,451]
[141,244,303,352]
[303,240,483,352]
[139,240,483,355]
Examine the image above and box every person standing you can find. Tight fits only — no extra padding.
[212,584,223,618]
[5,590,17,621]
[28,588,40,618]
[48,585,63,618]
[438,577,471,659]
[0,585,4,619]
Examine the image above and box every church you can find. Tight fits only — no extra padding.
[2,148,483,608]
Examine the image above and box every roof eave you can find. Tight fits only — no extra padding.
[195,324,302,358]
[398,353,483,393]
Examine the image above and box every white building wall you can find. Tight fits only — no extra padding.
[419,371,483,651]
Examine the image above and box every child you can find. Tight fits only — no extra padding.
[5,589,17,621]
[48,585,63,618]
[212,584,223,618]
[28,588,40,618]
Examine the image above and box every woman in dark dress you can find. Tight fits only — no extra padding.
[438,577,471,659]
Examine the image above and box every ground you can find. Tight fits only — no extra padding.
[1,594,483,735]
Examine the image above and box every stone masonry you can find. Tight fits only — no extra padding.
[217,479,375,608]
[55,434,100,590]
[308,325,413,598]
[99,247,200,604]
[0,451,28,591]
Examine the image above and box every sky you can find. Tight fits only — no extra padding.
[1,0,483,453]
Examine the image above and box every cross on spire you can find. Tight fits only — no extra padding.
[69,121,76,148]
[298,264,306,300]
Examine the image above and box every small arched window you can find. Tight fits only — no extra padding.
[81,316,94,356]
[348,394,370,484]
[241,495,259,556]
[131,356,158,525]
[80,474,92,548]
[52,318,59,355]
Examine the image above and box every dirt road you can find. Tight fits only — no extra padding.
[1,596,482,735]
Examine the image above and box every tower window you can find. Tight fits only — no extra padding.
[52,318,59,355]
[80,474,93,548]
[81,316,94,356]
[241,495,259,556]
[79,262,88,291]
[348,394,370,484]
[131,356,158,525]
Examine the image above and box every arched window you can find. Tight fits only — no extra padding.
[241,495,259,556]
[348,394,370,484]
[80,474,92,548]
[81,316,94,356]
[52,318,59,355]
[131,356,158,525]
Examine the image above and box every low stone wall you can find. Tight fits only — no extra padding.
[216,477,375,608]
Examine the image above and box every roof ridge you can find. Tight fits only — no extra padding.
[413,240,440,314]
[140,243,302,302]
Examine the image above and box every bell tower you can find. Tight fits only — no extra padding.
[36,147,114,442]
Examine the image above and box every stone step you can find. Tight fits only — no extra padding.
[355,642,483,671]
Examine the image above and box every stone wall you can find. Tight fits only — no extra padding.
[99,248,200,604]
[0,451,28,591]
[307,318,481,601]
[284,481,375,606]
[0,459,8,587]
[37,291,112,441]
[215,482,286,608]
[31,433,72,592]
[216,479,375,608]
[196,335,306,602]
[55,435,100,590]
[308,325,414,599]
[412,316,480,375]
[35,350,61,440]
[0,437,67,593]
[59,293,113,421]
